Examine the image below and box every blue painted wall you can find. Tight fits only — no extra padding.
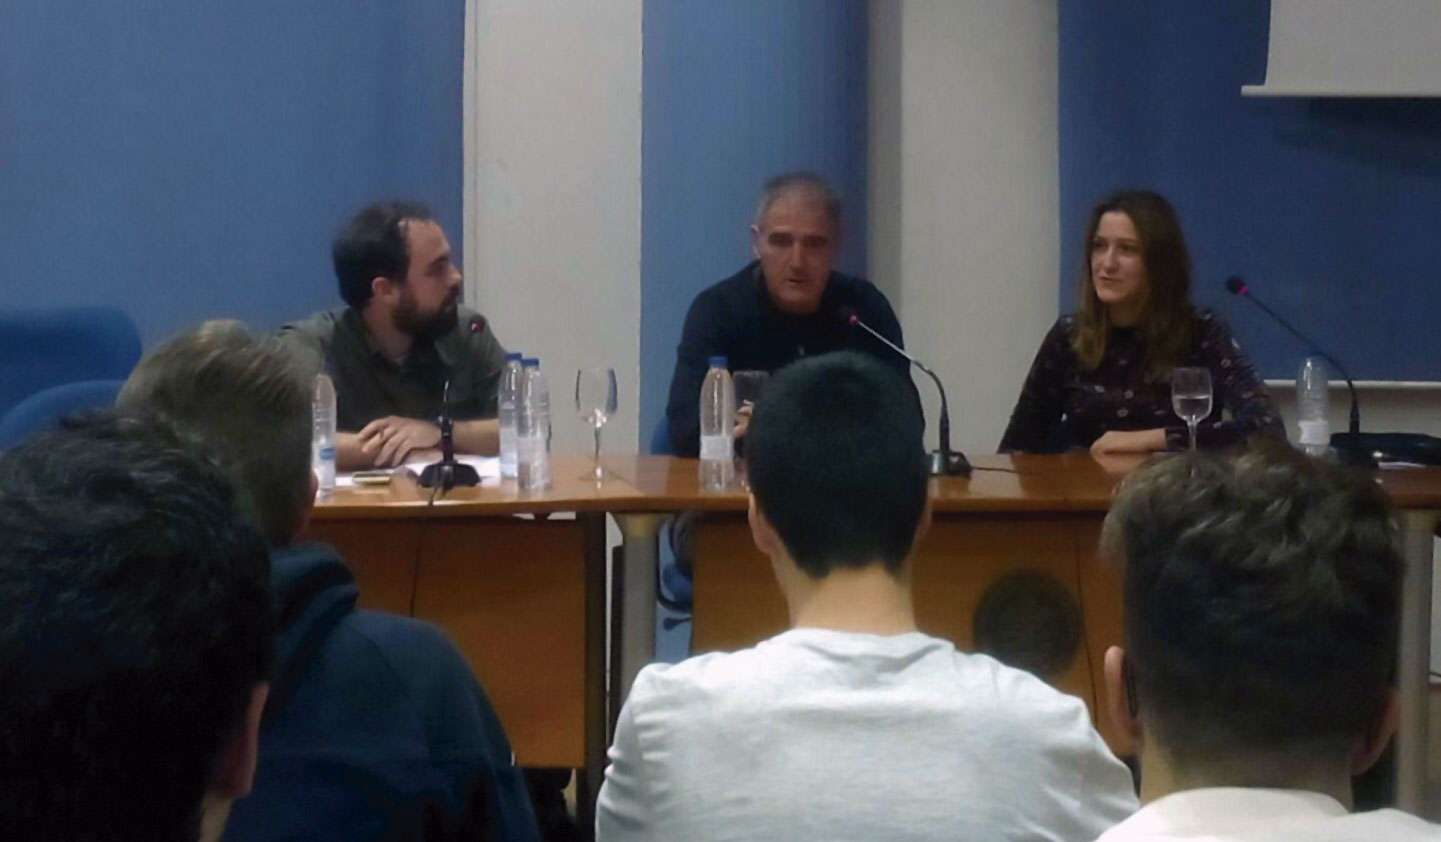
[639,0,870,445]
[0,0,464,346]
[1059,0,1441,380]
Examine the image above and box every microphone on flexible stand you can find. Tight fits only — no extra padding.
[1224,276,1441,468]
[1225,276,1361,438]
[420,380,481,491]
[838,307,972,476]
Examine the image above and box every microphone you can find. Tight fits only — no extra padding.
[838,307,972,477]
[1227,277,1441,467]
[1225,276,1361,439]
[419,379,481,491]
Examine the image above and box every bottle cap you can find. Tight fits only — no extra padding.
[505,352,523,362]
[522,357,540,367]
[708,356,728,368]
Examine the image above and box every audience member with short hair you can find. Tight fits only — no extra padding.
[0,414,274,842]
[119,321,538,842]
[1095,446,1439,840]
[598,351,1137,841]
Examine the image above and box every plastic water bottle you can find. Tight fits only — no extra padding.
[1296,356,1330,457]
[312,372,337,494]
[498,352,524,479]
[517,358,552,491]
[699,356,735,491]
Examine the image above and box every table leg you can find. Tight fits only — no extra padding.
[1396,509,1439,815]
[612,513,665,722]
[578,512,608,839]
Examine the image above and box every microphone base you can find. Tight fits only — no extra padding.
[929,449,973,477]
[1331,432,1441,468]
[1332,443,1379,471]
[418,461,481,488]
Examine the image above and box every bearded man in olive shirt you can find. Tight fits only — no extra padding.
[282,201,508,470]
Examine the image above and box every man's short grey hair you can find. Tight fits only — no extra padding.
[753,171,842,232]
[118,320,317,546]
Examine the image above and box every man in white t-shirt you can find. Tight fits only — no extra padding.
[1095,447,1441,841]
[597,351,1138,841]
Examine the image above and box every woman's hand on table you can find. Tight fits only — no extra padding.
[1090,428,1167,456]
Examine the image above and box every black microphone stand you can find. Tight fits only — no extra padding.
[1226,278,1373,468]
[847,315,972,477]
[420,380,480,492]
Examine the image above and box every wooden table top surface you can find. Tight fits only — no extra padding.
[311,453,1441,520]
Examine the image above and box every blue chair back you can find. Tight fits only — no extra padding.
[0,379,125,450]
[0,307,141,416]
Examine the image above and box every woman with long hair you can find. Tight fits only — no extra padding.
[1000,190,1282,454]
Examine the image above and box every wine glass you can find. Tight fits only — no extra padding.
[1171,367,1213,452]
[576,368,618,481]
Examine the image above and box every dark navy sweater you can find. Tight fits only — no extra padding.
[664,262,912,456]
[223,543,538,842]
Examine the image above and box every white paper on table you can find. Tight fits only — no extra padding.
[335,455,502,488]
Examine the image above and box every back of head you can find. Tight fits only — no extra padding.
[746,351,928,577]
[118,320,314,546]
[332,199,435,308]
[1104,445,1400,768]
[0,413,274,841]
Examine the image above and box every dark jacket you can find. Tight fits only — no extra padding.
[223,543,539,842]
[998,311,1284,453]
[664,262,912,456]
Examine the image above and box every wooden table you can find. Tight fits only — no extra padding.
[305,453,1441,817]
[303,457,637,825]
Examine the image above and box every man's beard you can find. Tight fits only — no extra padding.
[393,293,459,342]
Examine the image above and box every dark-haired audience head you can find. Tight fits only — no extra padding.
[0,413,274,842]
[1101,446,1400,802]
[119,320,315,547]
[750,172,842,316]
[1074,189,1195,381]
[746,351,929,581]
[332,200,462,341]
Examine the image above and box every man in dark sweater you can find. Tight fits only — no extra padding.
[119,320,538,842]
[664,172,911,455]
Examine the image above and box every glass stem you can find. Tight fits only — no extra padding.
[1188,420,1198,452]
[593,426,603,478]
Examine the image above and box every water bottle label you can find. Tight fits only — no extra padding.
[1298,419,1329,446]
[700,435,732,462]
[318,445,336,461]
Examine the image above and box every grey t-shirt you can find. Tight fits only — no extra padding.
[279,306,507,433]
[598,628,1138,841]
